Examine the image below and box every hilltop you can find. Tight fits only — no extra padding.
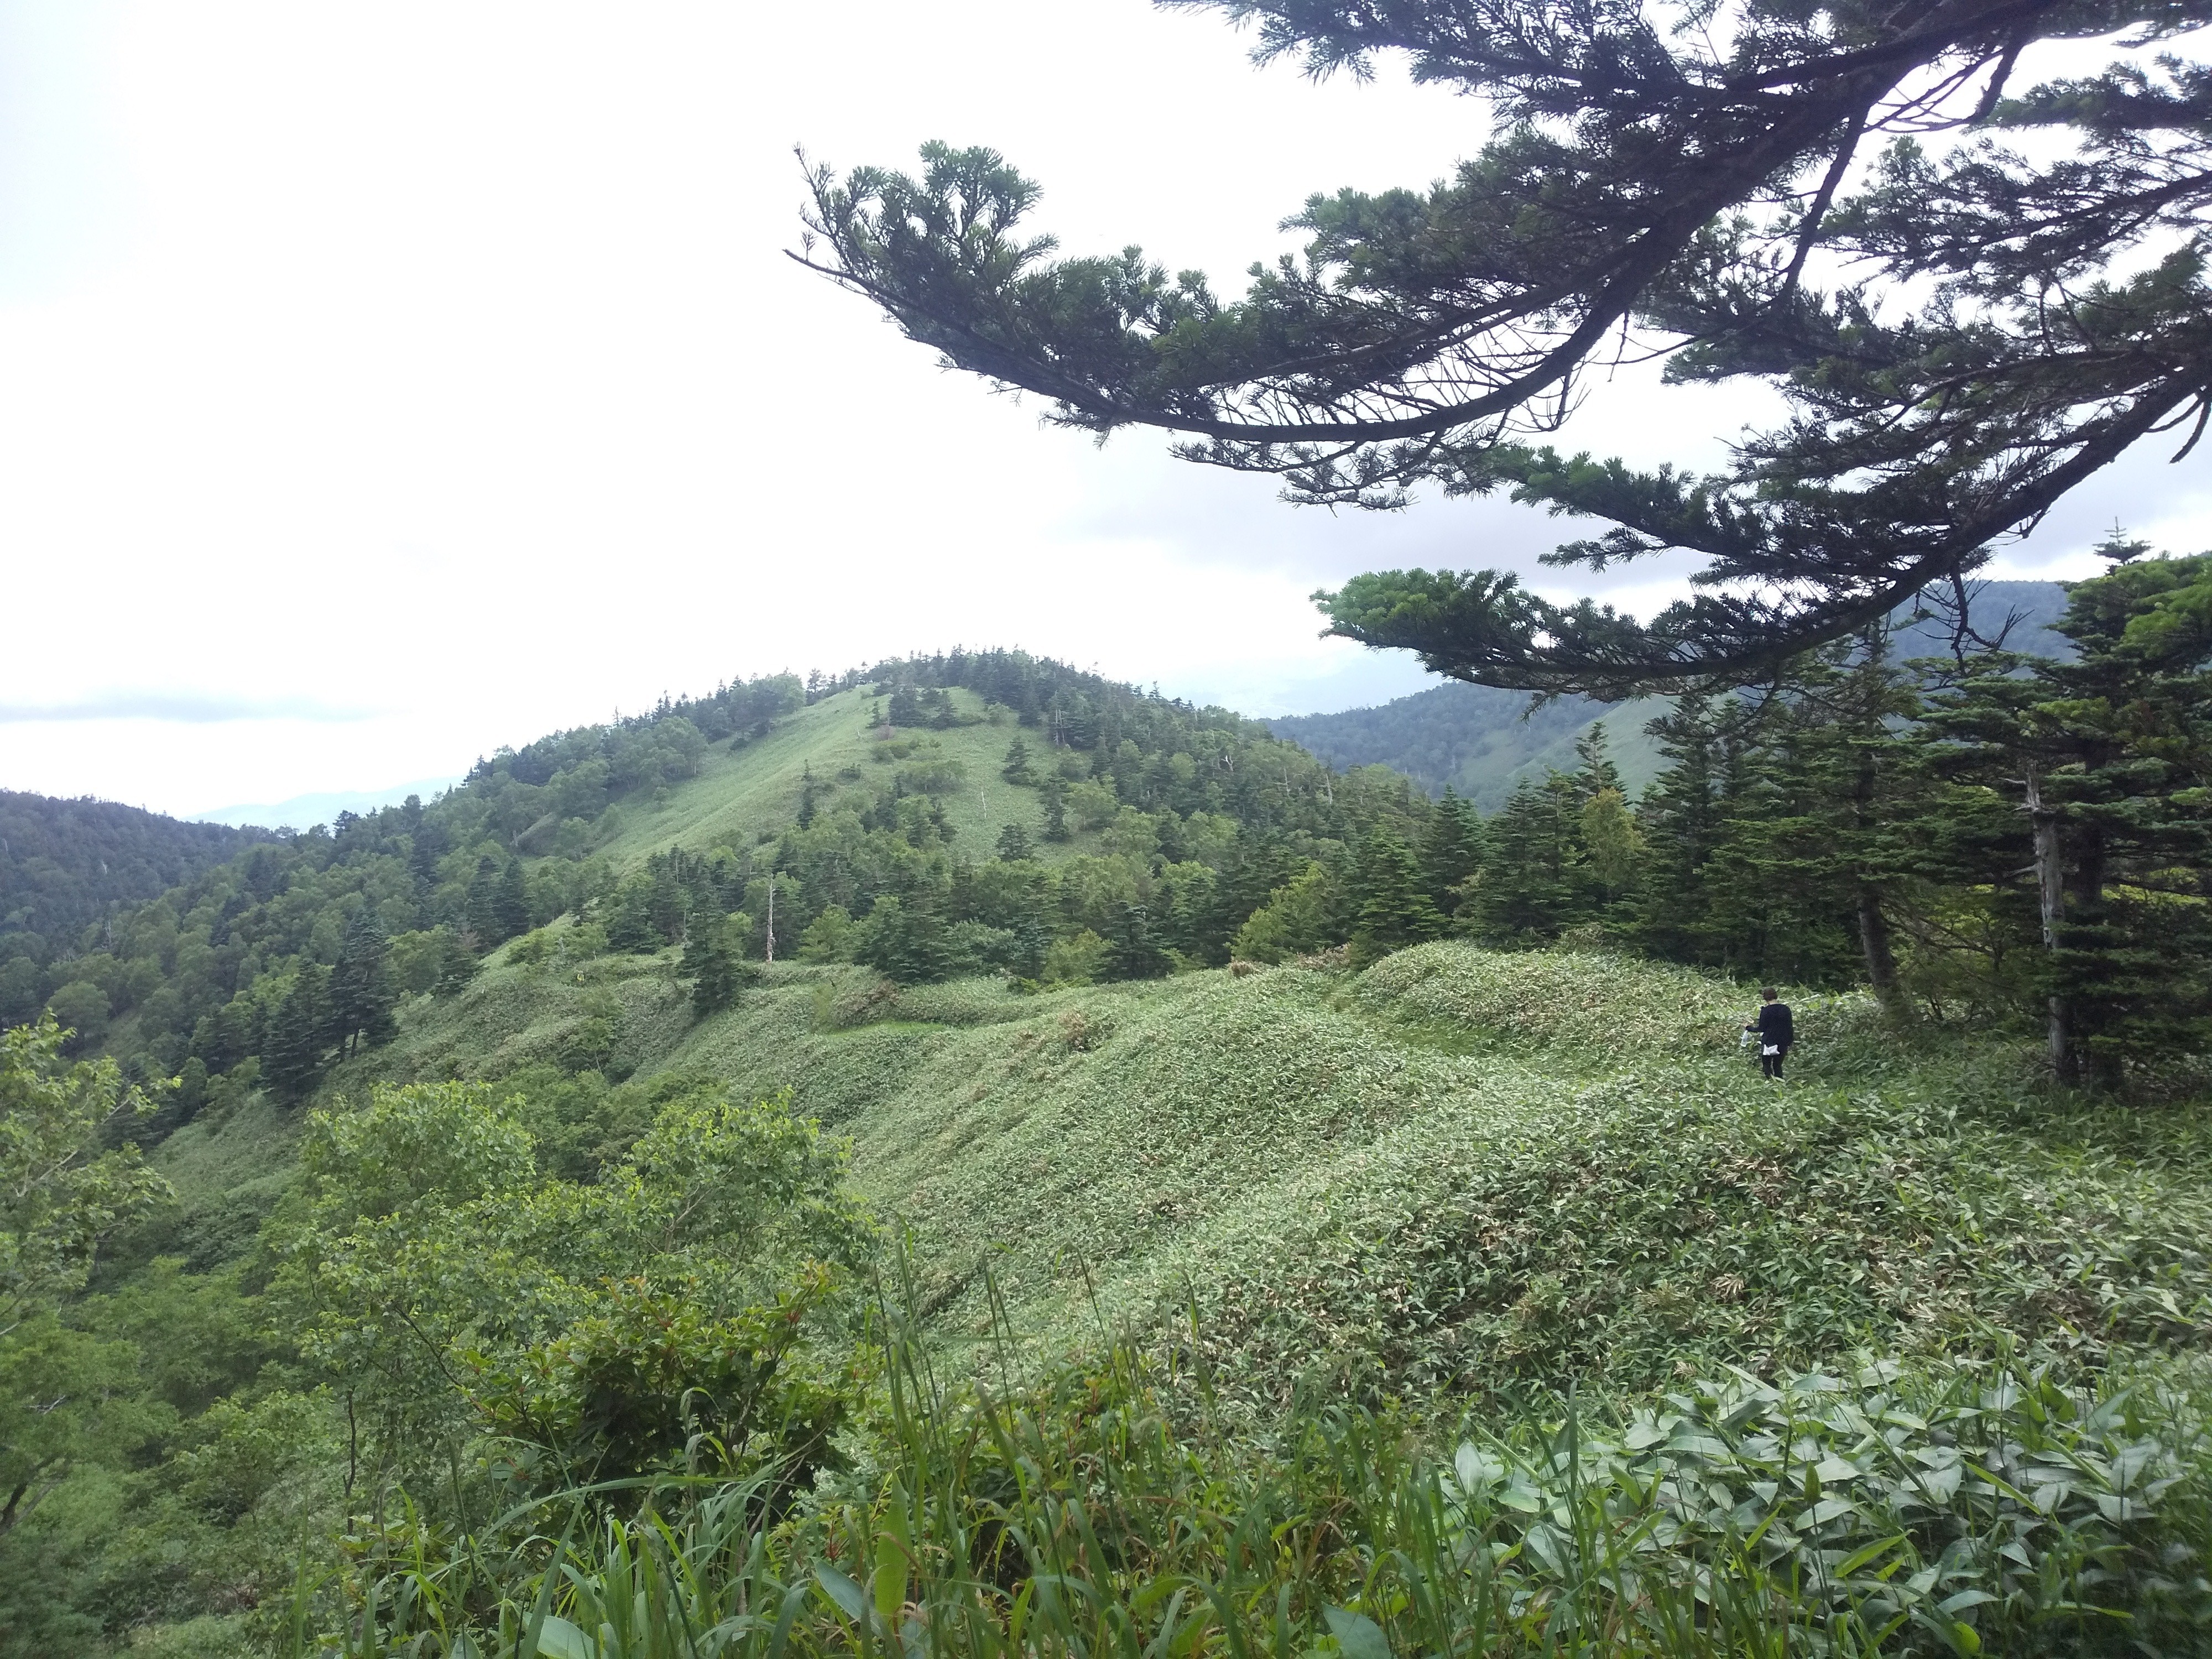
[588,684,1078,869]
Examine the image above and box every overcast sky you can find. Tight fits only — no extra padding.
[2,1,2205,818]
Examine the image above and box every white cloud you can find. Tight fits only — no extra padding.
[0,1,2204,814]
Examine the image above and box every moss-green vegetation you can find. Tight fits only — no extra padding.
[309,1327,2212,1658]
[323,942,2212,1417]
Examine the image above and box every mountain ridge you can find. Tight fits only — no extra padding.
[1269,579,2074,806]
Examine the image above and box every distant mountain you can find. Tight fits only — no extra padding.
[192,775,460,831]
[0,791,272,948]
[1269,580,2073,807]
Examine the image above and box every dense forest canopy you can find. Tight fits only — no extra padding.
[802,1,2212,691]
[0,792,269,956]
[1272,580,2076,801]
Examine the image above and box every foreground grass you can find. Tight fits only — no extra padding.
[297,1302,2212,1658]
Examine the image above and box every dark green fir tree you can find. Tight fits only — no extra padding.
[684,911,746,1018]
[1040,780,1071,843]
[329,908,396,1057]
[1353,827,1445,958]
[263,963,331,1103]
[1918,548,2212,1086]
[1418,789,1483,918]
[494,858,530,942]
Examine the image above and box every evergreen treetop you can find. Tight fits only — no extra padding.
[804,2,2212,691]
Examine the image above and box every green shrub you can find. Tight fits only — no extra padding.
[293,1324,2212,1659]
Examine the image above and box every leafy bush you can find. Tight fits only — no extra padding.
[1231,861,1337,963]
[896,757,969,796]
[269,1080,875,1503]
[294,1324,2212,1658]
[1039,928,1108,987]
[1440,1357,2212,1651]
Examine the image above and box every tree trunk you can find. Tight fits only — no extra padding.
[1848,743,1905,1015]
[2024,761,2075,1083]
[2070,824,2120,1090]
[1855,886,1904,1013]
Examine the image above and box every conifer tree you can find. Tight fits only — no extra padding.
[995,822,1035,862]
[1106,902,1170,980]
[1572,724,1624,801]
[464,855,503,947]
[1917,550,2212,1084]
[808,4,2212,690]
[683,910,745,1018]
[404,795,442,894]
[1353,827,1445,957]
[494,859,530,943]
[1783,635,1928,1009]
[854,894,952,983]
[329,909,396,1057]
[1040,780,1071,843]
[263,963,330,1103]
[1631,693,1755,964]
[1001,737,1036,785]
[1475,775,1587,942]
[1418,789,1483,917]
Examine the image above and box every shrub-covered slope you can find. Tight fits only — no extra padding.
[175,936,2210,1418]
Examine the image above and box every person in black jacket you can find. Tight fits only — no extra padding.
[1746,987,1793,1079]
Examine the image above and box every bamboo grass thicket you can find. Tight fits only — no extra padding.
[295,1273,2212,1659]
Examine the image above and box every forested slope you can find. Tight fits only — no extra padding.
[1272,581,2072,804]
[1272,687,1672,807]
[1,650,1441,1131]
[0,792,270,1025]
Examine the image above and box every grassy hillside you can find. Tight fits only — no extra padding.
[119,930,2212,1657]
[591,685,1071,869]
[153,931,2212,1419]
